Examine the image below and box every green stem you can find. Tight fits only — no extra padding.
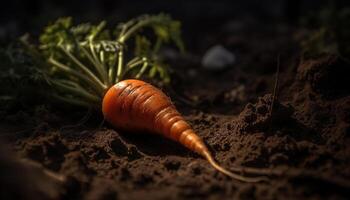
[99,50,111,86]
[52,94,93,108]
[115,48,124,83]
[80,46,105,83]
[135,61,149,79]
[108,53,117,85]
[153,38,162,54]
[118,19,137,39]
[88,40,109,83]
[126,57,142,67]
[51,80,100,103]
[121,57,146,78]
[119,16,157,43]
[58,79,93,93]
[48,57,103,95]
[99,51,108,81]
[126,57,143,68]
[60,46,106,91]
[116,16,163,82]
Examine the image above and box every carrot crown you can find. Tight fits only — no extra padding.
[22,14,184,108]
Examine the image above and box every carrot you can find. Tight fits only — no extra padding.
[102,79,266,182]
[26,15,268,182]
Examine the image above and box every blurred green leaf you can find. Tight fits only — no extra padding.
[135,35,151,57]
[301,6,350,59]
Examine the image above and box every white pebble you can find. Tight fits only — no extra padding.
[202,45,235,70]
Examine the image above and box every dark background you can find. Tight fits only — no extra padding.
[0,0,348,50]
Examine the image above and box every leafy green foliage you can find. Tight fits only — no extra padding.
[23,14,184,108]
[301,6,350,59]
[301,28,338,57]
[148,14,185,53]
[0,45,49,113]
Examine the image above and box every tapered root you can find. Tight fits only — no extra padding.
[203,152,268,183]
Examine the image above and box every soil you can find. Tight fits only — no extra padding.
[1,13,350,200]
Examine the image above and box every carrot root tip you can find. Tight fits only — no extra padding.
[203,151,269,183]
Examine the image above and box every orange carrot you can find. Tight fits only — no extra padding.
[102,79,266,182]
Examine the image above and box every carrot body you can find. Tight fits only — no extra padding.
[102,79,207,154]
[102,79,266,182]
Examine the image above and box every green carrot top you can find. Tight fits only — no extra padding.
[22,14,184,108]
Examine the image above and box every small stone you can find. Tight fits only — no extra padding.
[226,123,232,130]
[163,159,181,171]
[202,45,235,70]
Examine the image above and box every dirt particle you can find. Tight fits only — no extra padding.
[269,153,289,165]
[226,123,232,130]
[109,137,128,157]
[92,147,110,160]
[127,146,143,161]
[212,142,230,151]
[163,159,181,171]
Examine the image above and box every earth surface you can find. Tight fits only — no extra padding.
[1,2,350,200]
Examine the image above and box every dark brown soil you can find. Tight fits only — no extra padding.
[1,26,350,200]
